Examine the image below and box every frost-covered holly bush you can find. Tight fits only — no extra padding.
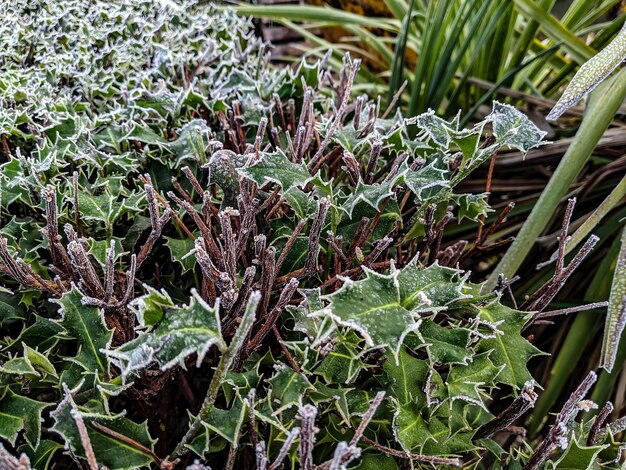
[0,1,623,469]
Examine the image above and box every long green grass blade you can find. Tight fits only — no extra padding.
[388,0,414,104]
[513,0,595,63]
[547,21,626,120]
[600,226,626,372]
[459,46,557,127]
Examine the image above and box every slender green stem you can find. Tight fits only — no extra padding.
[564,175,626,259]
[167,292,260,462]
[600,225,626,371]
[484,67,626,292]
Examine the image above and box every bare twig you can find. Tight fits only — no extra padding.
[298,405,318,470]
[308,55,360,170]
[0,444,31,470]
[268,427,300,470]
[587,401,613,446]
[475,382,537,439]
[524,371,597,470]
[63,384,98,470]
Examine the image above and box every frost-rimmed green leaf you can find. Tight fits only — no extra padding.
[105,290,225,377]
[487,101,548,153]
[53,287,113,376]
[0,389,49,449]
[239,150,312,190]
[268,364,315,413]
[51,387,155,470]
[473,299,542,389]
[314,267,420,362]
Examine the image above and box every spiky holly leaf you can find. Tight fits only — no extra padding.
[130,285,175,327]
[415,318,472,365]
[394,402,475,456]
[14,315,64,352]
[354,454,400,470]
[53,287,113,376]
[316,268,419,361]
[340,170,405,218]
[19,439,63,470]
[199,394,248,446]
[282,187,316,219]
[396,261,468,310]
[408,109,457,147]
[269,364,314,413]
[1,343,57,379]
[487,102,547,153]
[403,159,450,201]
[474,300,542,389]
[315,330,365,385]
[165,235,196,273]
[239,150,311,190]
[0,389,49,449]
[105,290,225,377]
[289,288,336,342]
[77,184,144,231]
[444,352,503,409]
[548,437,608,469]
[383,347,429,405]
[315,262,469,361]
[51,394,155,470]
[453,193,492,222]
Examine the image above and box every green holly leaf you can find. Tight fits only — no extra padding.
[394,402,474,456]
[0,389,49,449]
[165,236,196,273]
[549,437,608,469]
[130,285,175,327]
[444,352,503,408]
[403,160,450,201]
[14,315,64,352]
[1,344,57,379]
[396,261,468,310]
[201,394,248,445]
[282,187,316,219]
[453,193,491,222]
[19,439,63,470]
[354,453,400,470]
[474,300,542,389]
[0,356,38,377]
[341,171,405,218]
[51,395,155,470]
[268,364,314,413]
[165,119,211,161]
[105,290,225,377]
[317,268,419,361]
[239,150,311,190]
[289,288,336,342]
[316,262,470,362]
[408,109,456,147]
[487,101,547,154]
[53,287,113,376]
[315,330,365,385]
[0,290,27,328]
[383,347,429,405]
[415,318,472,365]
